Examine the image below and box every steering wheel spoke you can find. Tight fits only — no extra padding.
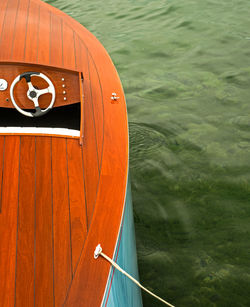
[36,87,50,97]
[32,97,39,108]
[27,81,35,92]
[10,72,56,117]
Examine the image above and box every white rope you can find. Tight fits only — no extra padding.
[94,244,175,307]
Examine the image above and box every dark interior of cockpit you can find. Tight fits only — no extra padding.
[0,102,80,130]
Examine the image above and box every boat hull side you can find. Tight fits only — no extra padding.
[102,174,143,307]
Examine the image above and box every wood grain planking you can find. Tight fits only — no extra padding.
[0,136,5,213]
[62,21,76,70]
[24,0,40,62]
[0,1,130,306]
[52,137,72,306]
[82,74,100,226]
[0,0,20,61]
[65,174,125,307]
[66,139,87,273]
[34,137,54,307]
[88,54,104,173]
[10,0,30,61]
[0,136,20,307]
[0,0,10,41]
[74,36,89,143]
[64,53,128,305]
[79,45,100,226]
[15,136,35,307]
[50,13,63,68]
[56,11,129,305]
[74,34,83,72]
[73,35,100,226]
[37,5,51,64]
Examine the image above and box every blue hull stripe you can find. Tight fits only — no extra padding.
[102,175,143,307]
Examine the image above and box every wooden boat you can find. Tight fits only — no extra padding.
[0,0,142,306]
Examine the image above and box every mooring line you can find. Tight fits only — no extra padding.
[94,244,175,307]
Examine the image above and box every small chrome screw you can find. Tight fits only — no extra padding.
[111,92,120,101]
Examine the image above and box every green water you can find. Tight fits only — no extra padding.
[46,0,250,305]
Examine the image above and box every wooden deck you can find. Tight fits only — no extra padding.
[0,136,87,306]
[0,0,129,306]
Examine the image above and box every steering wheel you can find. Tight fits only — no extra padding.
[10,71,56,117]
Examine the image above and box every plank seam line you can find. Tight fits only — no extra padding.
[73,31,77,71]
[65,28,105,180]
[68,33,105,228]
[0,136,5,213]
[61,19,64,68]
[14,136,21,307]
[10,0,21,59]
[23,0,31,60]
[87,52,100,175]
[62,144,90,305]
[66,138,74,280]
[49,11,52,65]
[62,223,89,306]
[60,22,102,176]
[51,137,56,307]
[33,137,37,307]
[86,50,105,229]
[36,5,41,63]
[81,145,88,231]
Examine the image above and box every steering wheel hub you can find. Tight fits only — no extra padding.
[29,90,37,98]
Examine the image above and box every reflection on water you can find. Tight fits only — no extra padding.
[46,0,250,305]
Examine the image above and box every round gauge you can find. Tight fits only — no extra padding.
[0,79,8,91]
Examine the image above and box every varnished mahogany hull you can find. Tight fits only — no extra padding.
[0,0,141,306]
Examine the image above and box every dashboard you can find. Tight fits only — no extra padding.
[0,63,80,116]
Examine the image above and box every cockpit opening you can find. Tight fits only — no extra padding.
[0,102,81,131]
